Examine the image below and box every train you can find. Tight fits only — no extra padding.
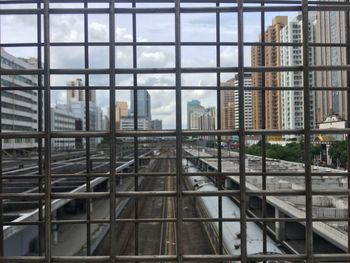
[184,160,284,263]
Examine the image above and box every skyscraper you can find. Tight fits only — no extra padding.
[251,16,287,130]
[130,90,151,120]
[314,10,348,123]
[187,100,205,129]
[280,15,316,135]
[220,81,236,135]
[220,74,253,136]
[233,73,253,129]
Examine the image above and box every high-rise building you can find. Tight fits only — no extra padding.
[66,80,103,145]
[67,78,96,103]
[220,74,253,141]
[280,15,317,135]
[232,73,253,129]
[1,48,38,150]
[251,16,287,130]
[220,81,235,135]
[314,10,347,123]
[115,101,128,129]
[130,90,151,120]
[187,100,205,129]
[199,107,216,130]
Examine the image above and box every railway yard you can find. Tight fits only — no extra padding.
[1,142,348,262]
[93,150,212,257]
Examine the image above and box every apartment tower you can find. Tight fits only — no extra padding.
[251,16,287,130]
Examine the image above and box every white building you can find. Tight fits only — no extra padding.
[232,73,253,129]
[51,105,77,150]
[280,15,316,137]
[318,115,346,141]
[1,48,39,150]
[120,117,151,130]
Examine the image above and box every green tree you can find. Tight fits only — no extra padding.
[328,141,347,167]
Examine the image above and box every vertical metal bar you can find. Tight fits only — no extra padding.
[37,1,44,256]
[132,1,139,256]
[301,1,313,262]
[174,0,183,261]
[215,1,223,256]
[43,0,52,262]
[83,1,92,256]
[345,1,350,253]
[0,18,3,261]
[260,1,267,258]
[109,0,117,262]
[237,0,247,262]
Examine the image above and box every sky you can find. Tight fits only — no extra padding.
[0,2,299,129]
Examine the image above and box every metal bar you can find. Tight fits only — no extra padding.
[36,0,44,256]
[108,1,117,262]
[0,20,3,262]
[43,0,52,261]
[132,0,139,256]
[215,1,223,257]
[260,1,267,259]
[302,1,313,262]
[175,0,183,261]
[237,0,247,261]
[346,0,350,253]
[83,0,92,255]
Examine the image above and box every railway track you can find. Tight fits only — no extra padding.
[159,158,177,258]
[93,149,211,259]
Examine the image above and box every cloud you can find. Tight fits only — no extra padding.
[2,8,255,129]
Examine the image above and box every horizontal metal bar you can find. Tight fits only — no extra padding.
[2,41,350,48]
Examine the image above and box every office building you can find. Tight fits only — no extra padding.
[130,90,151,120]
[120,116,151,130]
[51,105,77,150]
[0,48,38,150]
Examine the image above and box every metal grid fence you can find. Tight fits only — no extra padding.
[0,0,350,262]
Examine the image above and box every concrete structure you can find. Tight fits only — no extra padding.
[120,116,151,130]
[314,9,348,123]
[280,15,317,136]
[1,48,39,150]
[130,90,151,120]
[185,146,348,253]
[151,119,162,130]
[187,100,205,130]
[251,16,287,130]
[115,101,128,129]
[51,105,77,150]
